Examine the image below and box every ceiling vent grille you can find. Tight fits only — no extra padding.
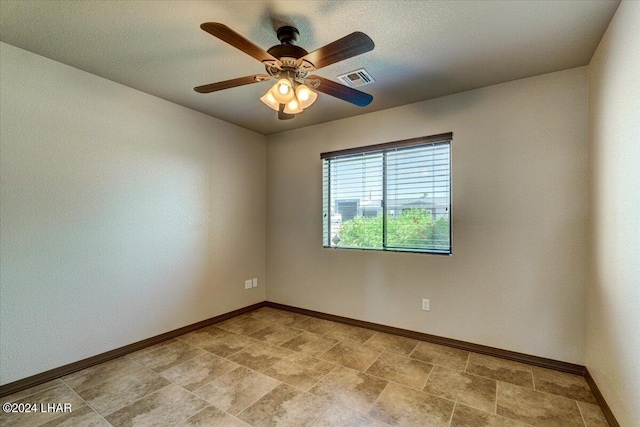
[337,68,375,88]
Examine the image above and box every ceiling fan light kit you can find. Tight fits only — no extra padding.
[283,97,303,115]
[296,84,318,108]
[272,78,293,101]
[194,22,374,120]
[259,91,279,111]
[266,77,317,115]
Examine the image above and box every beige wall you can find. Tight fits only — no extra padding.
[586,1,640,424]
[267,67,588,364]
[0,43,266,385]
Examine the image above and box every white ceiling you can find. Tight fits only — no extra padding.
[0,1,619,135]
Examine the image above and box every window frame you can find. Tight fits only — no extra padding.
[321,132,453,255]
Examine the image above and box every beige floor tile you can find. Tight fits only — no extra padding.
[466,354,533,388]
[105,384,208,427]
[227,343,293,372]
[496,382,584,426]
[423,365,497,413]
[264,353,336,391]
[217,316,273,336]
[280,331,339,356]
[365,352,433,390]
[325,323,377,344]
[179,406,249,426]
[369,382,455,426]
[77,365,170,415]
[532,366,596,403]
[363,332,419,357]
[294,317,341,334]
[177,326,228,348]
[320,341,382,371]
[450,404,528,427]
[263,310,309,327]
[124,339,178,360]
[195,333,259,358]
[577,401,609,427]
[134,341,205,373]
[1,379,64,403]
[40,405,110,426]
[194,366,280,415]
[313,405,388,426]
[62,357,141,392]
[215,314,250,327]
[249,323,303,345]
[238,383,331,426]
[0,384,85,427]
[245,307,282,321]
[409,341,470,371]
[309,366,388,414]
[160,353,238,391]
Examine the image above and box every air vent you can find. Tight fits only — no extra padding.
[337,68,375,88]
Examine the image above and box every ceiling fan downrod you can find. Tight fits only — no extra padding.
[276,26,299,45]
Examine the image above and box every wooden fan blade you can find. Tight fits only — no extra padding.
[301,32,374,70]
[194,75,269,93]
[201,22,277,63]
[309,76,373,107]
[278,104,295,120]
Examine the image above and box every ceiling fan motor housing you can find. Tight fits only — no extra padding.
[266,44,308,60]
[269,25,311,73]
[267,27,312,78]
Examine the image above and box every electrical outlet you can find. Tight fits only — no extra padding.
[244,280,252,289]
[252,278,258,288]
[422,298,430,311]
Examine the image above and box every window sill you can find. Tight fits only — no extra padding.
[322,246,452,256]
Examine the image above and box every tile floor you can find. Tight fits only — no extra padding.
[1,307,610,427]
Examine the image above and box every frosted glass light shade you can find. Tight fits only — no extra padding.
[271,79,294,103]
[283,96,303,114]
[260,91,279,111]
[295,85,318,109]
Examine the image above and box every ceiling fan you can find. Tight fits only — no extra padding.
[194,23,375,120]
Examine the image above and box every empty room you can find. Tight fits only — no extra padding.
[0,1,638,426]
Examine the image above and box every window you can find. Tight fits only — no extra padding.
[322,133,452,254]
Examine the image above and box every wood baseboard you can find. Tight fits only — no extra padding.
[0,302,266,398]
[584,368,620,427]
[266,301,585,375]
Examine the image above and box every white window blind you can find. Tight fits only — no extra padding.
[322,133,452,254]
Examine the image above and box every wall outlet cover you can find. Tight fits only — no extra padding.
[252,278,258,288]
